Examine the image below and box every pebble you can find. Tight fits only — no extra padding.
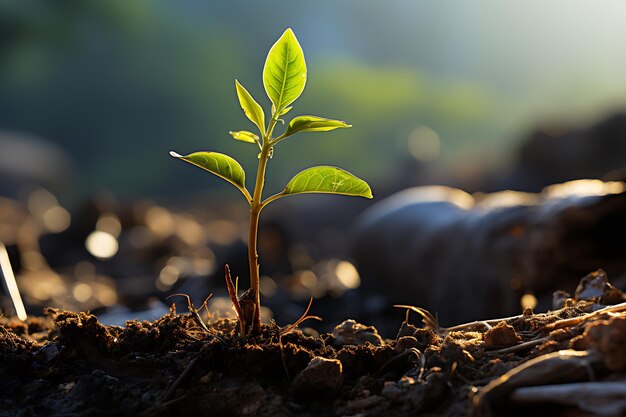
[292,356,343,393]
[332,319,384,347]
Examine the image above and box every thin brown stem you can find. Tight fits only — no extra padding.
[247,206,262,333]
[247,140,273,334]
[241,108,284,335]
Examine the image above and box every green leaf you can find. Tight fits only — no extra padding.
[271,105,292,116]
[229,130,259,144]
[170,151,251,201]
[284,115,351,137]
[283,166,372,198]
[263,28,307,113]
[235,80,265,134]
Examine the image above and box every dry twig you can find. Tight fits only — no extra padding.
[491,337,550,354]
[510,381,626,403]
[545,301,626,331]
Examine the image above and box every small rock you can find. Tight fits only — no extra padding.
[483,321,521,348]
[575,269,609,301]
[292,356,342,394]
[575,269,626,305]
[332,319,384,347]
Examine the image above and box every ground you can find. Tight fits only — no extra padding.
[1,271,625,417]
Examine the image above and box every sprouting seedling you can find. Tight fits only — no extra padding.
[170,28,373,336]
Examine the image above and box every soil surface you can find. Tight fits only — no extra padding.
[1,270,626,417]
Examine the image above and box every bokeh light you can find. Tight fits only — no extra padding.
[85,231,119,259]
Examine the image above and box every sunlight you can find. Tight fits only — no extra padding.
[85,231,119,259]
[0,243,27,320]
[544,179,625,199]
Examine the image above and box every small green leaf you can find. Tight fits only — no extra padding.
[283,166,372,198]
[284,115,351,137]
[263,28,307,113]
[235,80,265,134]
[229,130,259,144]
[271,105,292,116]
[170,151,251,201]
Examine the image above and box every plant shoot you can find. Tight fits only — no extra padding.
[170,28,372,336]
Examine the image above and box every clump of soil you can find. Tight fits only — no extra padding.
[483,322,521,348]
[1,270,626,417]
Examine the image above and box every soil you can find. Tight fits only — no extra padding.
[1,270,626,417]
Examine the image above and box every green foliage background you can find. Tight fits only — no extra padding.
[1,0,625,201]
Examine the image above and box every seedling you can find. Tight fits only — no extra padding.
[170,28,372,336]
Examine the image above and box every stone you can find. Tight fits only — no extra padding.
[292,356,342,394]
[332,319,384,347]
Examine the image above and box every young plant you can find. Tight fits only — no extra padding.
[170,28,372,336]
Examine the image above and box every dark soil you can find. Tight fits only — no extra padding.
[1,270,626,417]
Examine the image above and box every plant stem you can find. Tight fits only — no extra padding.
[246,116,278,334]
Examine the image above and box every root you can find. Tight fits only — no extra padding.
[166,293,227,345]
[280,297,322,336]
[277,297,322,381]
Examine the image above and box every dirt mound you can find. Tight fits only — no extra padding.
[1,271,625,417]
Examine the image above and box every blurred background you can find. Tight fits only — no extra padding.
[2,0,626,334]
